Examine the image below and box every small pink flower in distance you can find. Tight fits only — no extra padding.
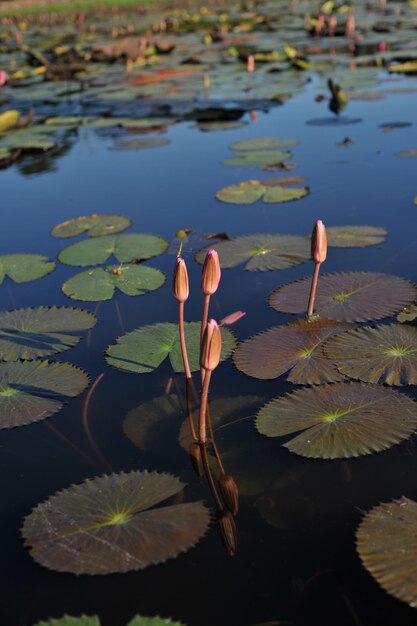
[0,71,7,87]
[247,54,255,73]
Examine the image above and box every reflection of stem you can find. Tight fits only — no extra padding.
[87,301,102,348]
[186,377,197,440]
[307,262,321,318]
[44,421,99,468]
[206,405,225,474]
[179,302,191,379]
[199,370,212,443]
[200,443,223,510]
[82,373,111,469]
[200,294,210,344]
[114,298,124,333]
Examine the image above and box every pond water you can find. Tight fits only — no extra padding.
[2,1,417,624]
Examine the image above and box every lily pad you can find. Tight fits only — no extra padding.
[395,150,417,158]
[0,360,89,429]
[33,615,185,626]
[51,214,132,238]
[0,306,96,361]
[0,254,55,284]
[326,226,387,247]
[357,497,417,607]
[234,318,351,384]
[22,471,209,575]
[229,137,299,151]
[269,272,417,322]
[256,382,417,459]
[62,265,165,302]
[110,137,170,151]
[325,324,417,386]
[195,234,310,271]
[106,321,236,374]
[222,150,292,166]
[216,180,309,205]
[58,234,168,267]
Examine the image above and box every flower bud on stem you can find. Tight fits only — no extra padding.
[307,220,327,319]
[173,257,192,379]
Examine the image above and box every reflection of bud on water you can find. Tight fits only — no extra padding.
[189,443,204,478]
[216,510,238,556]
[219,474,239,516]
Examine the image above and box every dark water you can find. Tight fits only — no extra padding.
[2,21,417,626]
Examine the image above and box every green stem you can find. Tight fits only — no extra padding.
[179,301,192,379]
[307,262,321,319]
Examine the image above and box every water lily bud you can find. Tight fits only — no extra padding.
[247,54,255,73]
[173,257,189,303]
[201,319,222,371]
[311,219,327,264]
[219,473,239,516]
[216,510,237,556]
[189,442,204,478]
[201,249,221,295]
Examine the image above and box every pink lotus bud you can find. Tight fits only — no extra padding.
[201,249,221,295]
[172,257,189,303]
[200,319,222,371]
[219,310,246,327]
[379,40,387,53]
[311,220,327,264]
[328,14,337,37]
[216,510,237,556]
[219,473,239,515]
[0,71,7,87]
[247,54,255,73]
[345,14,355,37]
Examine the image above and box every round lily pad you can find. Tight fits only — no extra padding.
[0,360,89,429]
[263,185,309,204]
[222,150,292,167]
[325,323,417,386]
[229,137,299,151]
[269,272,417,322]
[62,265,165,301]
[51,214,132,238]
[216,180,309,205]
[106,321,236,374]
[195,234,310,271]
[395,150,417,158]
[234,318,351,384]
[33,616,186,626]
[256,382,417,459]
[58,234,168,267]
[0,254,55,284]
[0,306,96,361]
[110,137,170,151]
[357,497,417,607]
[22,471,209,575]
[326,226,387,247]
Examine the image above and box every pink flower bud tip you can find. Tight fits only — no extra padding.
[201,319,222,371]
[173,257,189,303]
[201,249,221,295]
[311,219,327,264]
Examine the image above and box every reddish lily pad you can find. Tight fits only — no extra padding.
[269,272,417,322]
[233,318,351,384]
[22,471,209,575]
[256,382,417,459]
[325,324,417,386]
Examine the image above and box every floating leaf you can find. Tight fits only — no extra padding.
[58,234,168,267]
[222,150,292,166]
[395,150,417,158]
[22,471,209,575]
[110,137,170,151]
[0,306,96,361]
[269,272,417,322]
[106,322,235,374]
[62,265,165,302]
[216,181,309,205]
[326,226,387,247]
[234,318,351,384]
[51,214,132,238]
[196,121,247,131]
[0,109,20,132]
[195,234,310,271]
[256,382,417,459]
[325,324,417,386]
[33,616,185,626]
[0,360,89,429]
[229,137,299,151]
[0,254,55,284]
[388,60,417,73]
[357,497,417,607]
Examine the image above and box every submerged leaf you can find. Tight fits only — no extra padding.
[195,234,310,271]
[51,214,132,238]
[0,306,96,361]
[0,360,89,429]
[325,324,417,386]
[234,318,351,384]
[22,471,209,574]
[62,265,165,301]
[256,382,417,459]
[269,272,417,322]
[58,234,168,267]
[326,226,387,247]
[106,322,236,374]
[0,254,55,284]
[110,137,170,151]
[357,497,417,607]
